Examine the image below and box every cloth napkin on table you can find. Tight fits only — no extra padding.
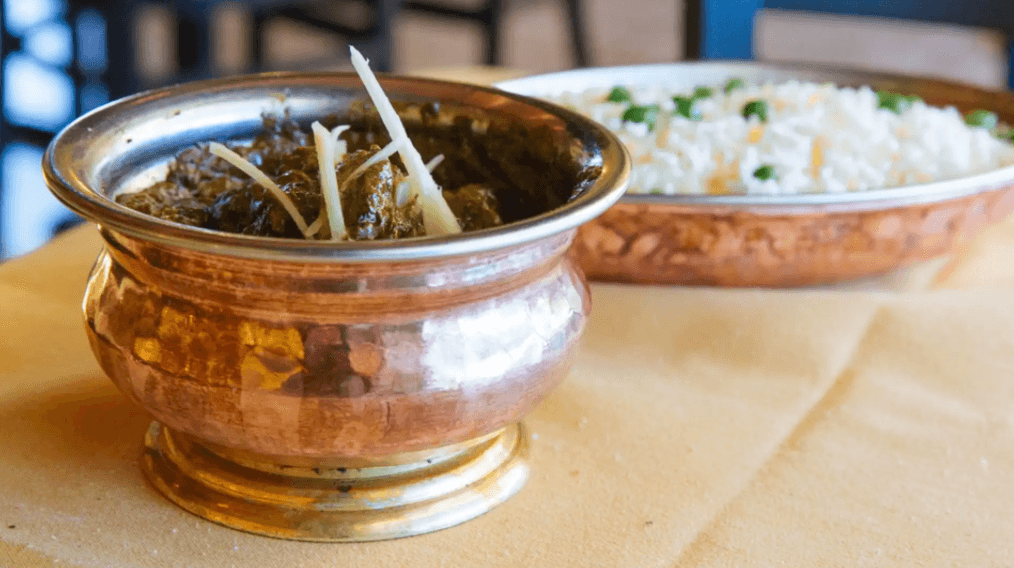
[1,219,1013,567]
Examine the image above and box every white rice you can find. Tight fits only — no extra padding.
[550,80,1014,195]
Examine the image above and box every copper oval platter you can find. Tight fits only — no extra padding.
[499,62,1014,287]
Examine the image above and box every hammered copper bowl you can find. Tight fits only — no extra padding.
[499,62,1014,287]
[42,72,629,541]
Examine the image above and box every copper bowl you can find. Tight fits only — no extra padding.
[42,72,629,541]
[498,62,1014,287]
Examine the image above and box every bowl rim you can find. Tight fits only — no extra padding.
[495,60,1014,210]
[43,71,630,263]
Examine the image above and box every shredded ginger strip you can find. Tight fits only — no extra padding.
[330,125,351,164]
[311,121,348,240]
[395,181,410,207]
[306,214,326,237]
[208,142,314,238]
[340,137,404,191]
[348,46,461,235]
[425,154,444,172]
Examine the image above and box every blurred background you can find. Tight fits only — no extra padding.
[1,0,1011,259]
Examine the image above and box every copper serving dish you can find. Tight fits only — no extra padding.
[42,72,629,541]
[498,63,1014,287]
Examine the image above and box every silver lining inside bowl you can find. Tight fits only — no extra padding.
[44,72,631,262]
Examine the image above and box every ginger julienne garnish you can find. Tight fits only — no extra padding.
[310,121,347,239]
[114,48,602,241]
[208,47,459,241]
[115,49,491,241]
[207,142,315,238]
[347,46,462,236]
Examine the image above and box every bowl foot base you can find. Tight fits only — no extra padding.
[140,421,529,542]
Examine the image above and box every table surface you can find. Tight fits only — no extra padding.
[2,67,1014,567]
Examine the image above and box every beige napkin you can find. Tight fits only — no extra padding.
[2,220,1014,567]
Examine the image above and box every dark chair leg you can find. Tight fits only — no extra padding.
[564,0,589,67]
[483,0,503,66]
[176,8,212,81]
[373,0,398,71]
[1007,37,1014,90]
[247,9,271,72]
[349,0,397,71]
[683,0,702,60]
[103,0,137,99]
[250,10,267,72]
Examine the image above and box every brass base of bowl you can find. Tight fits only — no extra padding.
[141,422,529,542]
